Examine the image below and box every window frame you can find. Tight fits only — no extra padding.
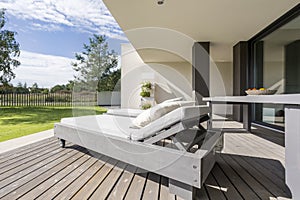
[248,4,300,131]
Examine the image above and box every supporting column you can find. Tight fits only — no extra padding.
[233,41,249,122]
[192,42,210,105]
[254,41,264,122]
[285,106,300,200]
[242,104,251,131]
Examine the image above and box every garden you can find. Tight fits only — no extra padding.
[0,106,106,142]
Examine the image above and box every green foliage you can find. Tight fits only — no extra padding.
[0,9,20,84]
[140,81,152,97]
[0,106,107,142]
[140,91,150,97]
[44,94,71,103]
[50,81,74,93]
[98,68,121,91]
[41,88,49,94]
[15,82,30,93]
[30,82,41,93]
[50,84,66,93]
[141,103,152,110]
[72,35,120,92]
[0,82,30,94]
[142,81,152,89]
[0,83,14,93]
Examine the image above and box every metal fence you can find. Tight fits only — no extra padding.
[0,93,97,107]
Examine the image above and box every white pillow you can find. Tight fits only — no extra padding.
[131,101,194,128]
[162,97,183,103]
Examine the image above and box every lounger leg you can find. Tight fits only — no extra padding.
[214,132,224,152]
[169,179,194,200]
[59,139,66,148]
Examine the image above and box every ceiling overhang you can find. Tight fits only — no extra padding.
[103,0,299,63]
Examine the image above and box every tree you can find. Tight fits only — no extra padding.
[72,35,119,92]
[0,82,13,94]
[98,68,121,91]
[30,82,40,93]
[66,80,74,91]
[50,84,66,93]
[0,9,20,84]
[15,81,29,93]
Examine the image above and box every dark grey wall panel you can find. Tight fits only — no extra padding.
[285,40,300,94]
[233,41,249,121]
[192,42,210,105]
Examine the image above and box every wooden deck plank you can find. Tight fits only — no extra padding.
[227,133,284,162]
[0,140,58,173]
[0,145,60,181]
[244,156,286,186]
[204,173,226,200]
[0,146,70,189]
[211,163,244,200]
[225,133,285,178]
[241,134,284,161]
[216,154,260,200]
[194,187,210,200]
[0,146,80,198]
[35,158,97,199]
[0,122,291,200]
[71,157,117,200]
[107,165,137,200]
[124,172,147,200]
[0,137,56,161]
[242,132,285,156]
[89,161,127,200]
[19,154,92,199]
[53,157,107,200]
[230,154,290,198]
[222,154,276,199]
[141,172,160,200]
[0,146,86,199]
[224,133,282,159]
[159,177,176,200]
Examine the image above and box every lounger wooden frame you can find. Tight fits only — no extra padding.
[54,116,221,199]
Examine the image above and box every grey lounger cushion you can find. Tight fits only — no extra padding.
[60,115,134,139]
[59,105,209,141]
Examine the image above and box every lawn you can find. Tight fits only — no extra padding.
[0,106,107,142]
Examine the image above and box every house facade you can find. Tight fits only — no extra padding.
[103,0,300,131]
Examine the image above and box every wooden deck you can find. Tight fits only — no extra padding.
[0,122,292,200]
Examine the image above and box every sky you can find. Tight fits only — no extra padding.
[0,0,127,88]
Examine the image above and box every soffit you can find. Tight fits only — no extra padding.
[103,0,300,62]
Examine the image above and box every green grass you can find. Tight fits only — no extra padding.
[0,106,107,142]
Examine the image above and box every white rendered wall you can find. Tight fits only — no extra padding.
[210,61,233,115]
[121,43,192,109]
[121,43,233,114]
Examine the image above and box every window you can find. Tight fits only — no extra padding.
[252,13,300,130]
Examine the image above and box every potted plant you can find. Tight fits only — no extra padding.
[140,81,152,97]
[140,90,151,97]
[142,81,152,90]
[141,103,152,110]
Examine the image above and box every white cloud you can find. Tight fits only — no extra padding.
[31,23,63,32]
[0,0,127,40]
[11,51,75,88]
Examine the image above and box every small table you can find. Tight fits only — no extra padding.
[203,94,300,199]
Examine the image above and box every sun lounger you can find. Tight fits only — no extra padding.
[54,105,222,199]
